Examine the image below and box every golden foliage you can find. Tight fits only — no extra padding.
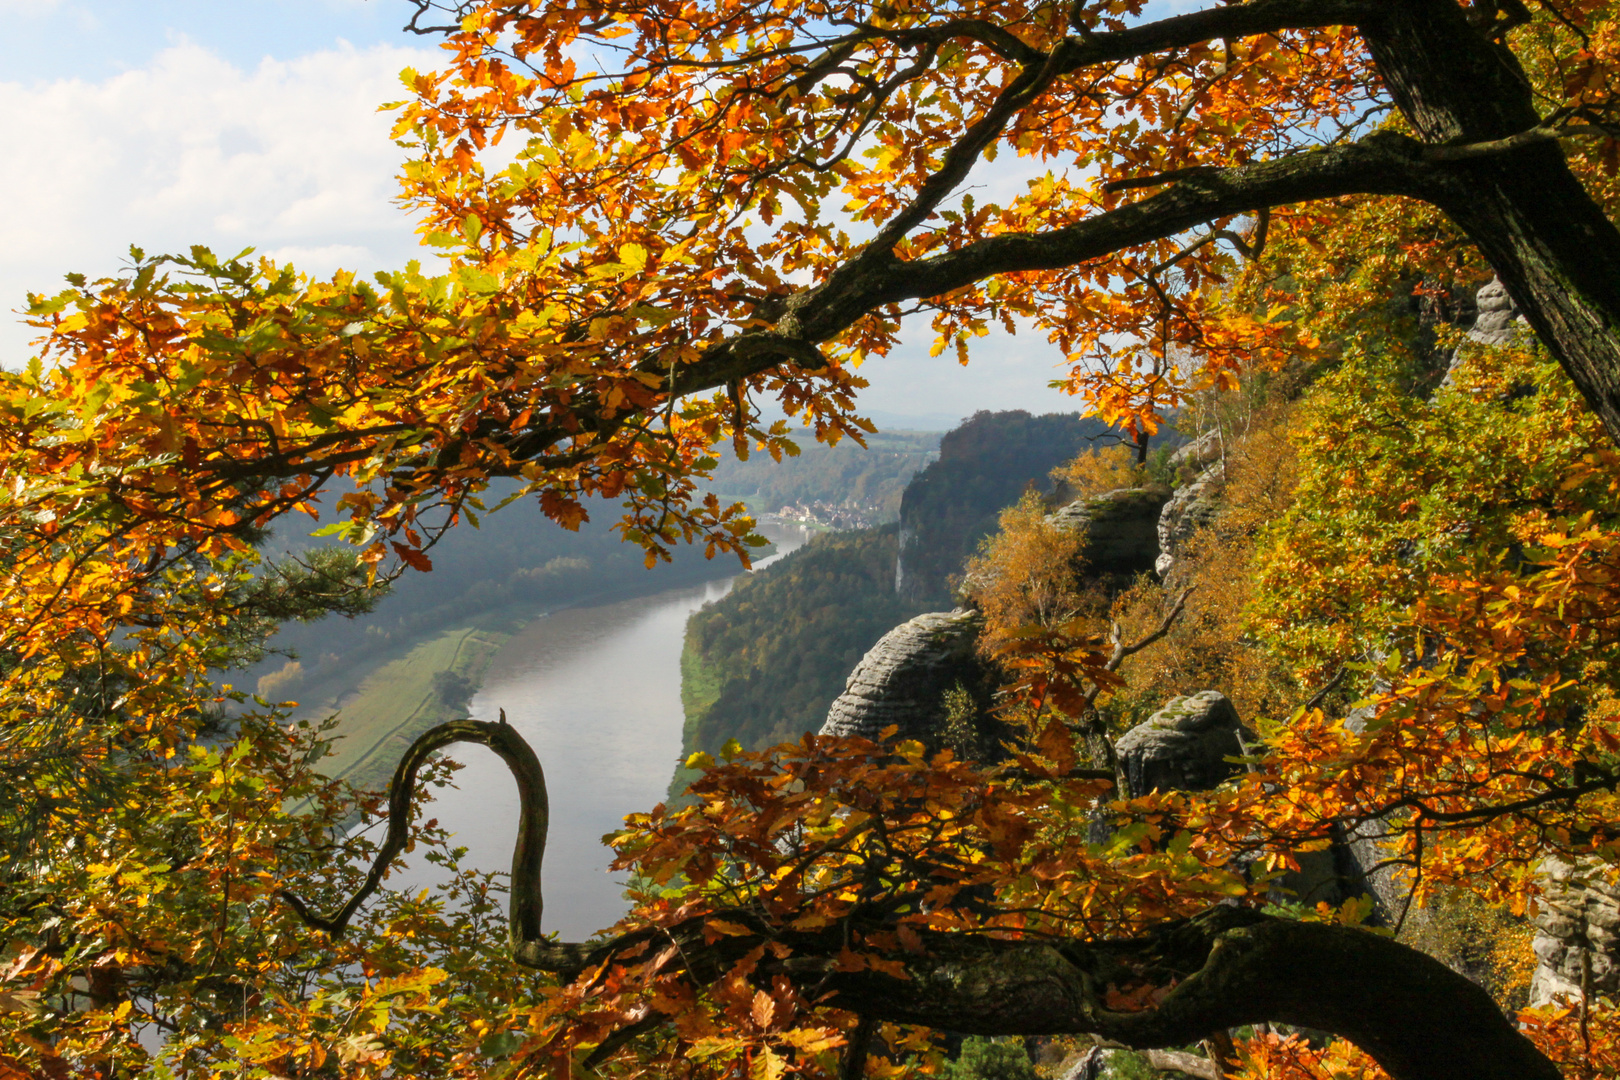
[962,493,1097,655]
[1400,889,1537,1012]
[1104,395,1304,731]
[1049,443,1152,503]
[10,0,1620,1074]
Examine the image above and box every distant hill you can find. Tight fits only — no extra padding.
[246,485,740,712]
[895,410,1119,603]
[703,428,939,525]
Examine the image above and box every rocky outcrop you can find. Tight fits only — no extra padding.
[1168,429,1223,474]
[1155,464,1224,580]
[1115,691,1255,796]
[1442,276,1531,387]
[1529,856,1620,1006]
[820,609,992,744]
[1468,276,1527,349]
[1045,486,1168,579]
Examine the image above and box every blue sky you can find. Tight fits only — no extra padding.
[0,1,1089,428]
[0,1,412,84]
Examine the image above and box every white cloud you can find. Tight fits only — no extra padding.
[0,38,439,364]
[0,32,1099,423]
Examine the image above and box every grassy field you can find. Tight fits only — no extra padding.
[297,620,512,795]
[293,555,749,801]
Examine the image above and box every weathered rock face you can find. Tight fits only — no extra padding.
[1155,463,1224,580]
[1045,486,1168,579]
[820,609,991,744]
[1115,690,1255,796]
[1442,276,1531,387]
[1168,429,1223,474]
[1529,856,1620,1006]
[1469,276,1527,348]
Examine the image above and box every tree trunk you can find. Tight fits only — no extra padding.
[807,907,1558,1080]
[1365,0,1620,442]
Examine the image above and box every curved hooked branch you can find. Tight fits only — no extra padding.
[280,714,606,974]
[278,718,1559,1080]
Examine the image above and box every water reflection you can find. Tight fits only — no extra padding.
[398,523,810,941]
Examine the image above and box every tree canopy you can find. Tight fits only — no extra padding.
[7,0,1620,1077]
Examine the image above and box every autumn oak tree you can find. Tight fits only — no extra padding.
[7,0,1620,1077]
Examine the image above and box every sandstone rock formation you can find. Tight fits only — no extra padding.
[1529,856,1620,1006]
[820,609,992,745]
[1154,463,1224,581]
[1045,486,1168,579]
[1468,276,1528,348]
[1441,275,1531,387]
[1168,428,1223,474]
[1115,690,1256,796]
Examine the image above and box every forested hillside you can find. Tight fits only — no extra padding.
[679,525,927,760]
[895,410,1161,603]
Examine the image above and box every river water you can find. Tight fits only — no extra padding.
[396,522,811,941]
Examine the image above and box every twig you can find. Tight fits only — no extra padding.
[1102,165,1221,193]
[841,1014,876,1080]
[1302,665,1349,714]
[1097,587,1193,687]
[584,1011,665,1069]
[1423,123,1617,162]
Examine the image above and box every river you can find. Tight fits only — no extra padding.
[396,522,812,940]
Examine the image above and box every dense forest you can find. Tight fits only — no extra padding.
[895,410,1168,603]
[680,524,927,757]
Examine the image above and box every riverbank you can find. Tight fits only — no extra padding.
[288,552,763,795]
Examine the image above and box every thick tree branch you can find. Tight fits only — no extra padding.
[803,907,1556,1080]
[625,130,1431,416]
[1050,0,1381,79]
[288,720,1560,1080]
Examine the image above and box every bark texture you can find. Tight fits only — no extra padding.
[289,720,1562,1080]
[1362,0,1620,443]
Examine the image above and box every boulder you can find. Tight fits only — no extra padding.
[820,609,991,745]
[1155,463,1224,579]
[1045,486,1168,579]
[1115,690,1255,796]
[1529,856,1620,1006]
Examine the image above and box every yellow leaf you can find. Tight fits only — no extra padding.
[706,918,755,937]
[751,1045,786,1080]
[619,242,649,274]
[751,989,775,1028]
